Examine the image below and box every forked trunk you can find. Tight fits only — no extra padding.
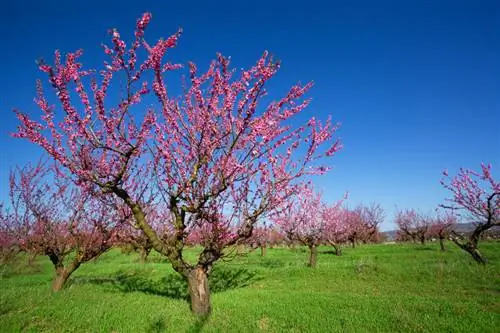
[260,244,267,257]
[308,245,318,268]
[187,267,211,316]
[333,244,342,256]
[51,261,80,292]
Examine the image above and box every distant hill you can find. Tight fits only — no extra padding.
[381,223,500,242]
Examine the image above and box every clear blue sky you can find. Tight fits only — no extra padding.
[0,0,498,230]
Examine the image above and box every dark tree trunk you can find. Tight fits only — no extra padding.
[186,267,211,316]
[467,247,486,264]
[260,244,267,257]
[419,236,425,245]
[308,245,318,268]
[439,236,446,251]
[450,232,487,265]
[333,244,342,256]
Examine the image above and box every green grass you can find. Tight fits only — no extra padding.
[1,242,499,332]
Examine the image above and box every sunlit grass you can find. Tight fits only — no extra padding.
[1,241,499,332]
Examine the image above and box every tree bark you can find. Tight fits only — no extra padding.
[308,245,318,268]
[467,247,486,264]
[439,236,446,251]
[260,244,267,257]
[419,236,425,245]
[350,237,356,248]
[186,267,211,316]
[333,244,342,256]
[450,232,486,265]
[51,261,81,292]
[140,247,151,263]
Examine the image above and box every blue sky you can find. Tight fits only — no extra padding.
[0,0,498,230]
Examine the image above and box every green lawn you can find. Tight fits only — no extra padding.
[1,242,499,332]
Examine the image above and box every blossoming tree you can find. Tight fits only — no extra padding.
[8,161,126,291]
[13,13,341,315]
[395,209,430,244]
[440,164,499,263]
[427,212,456,251]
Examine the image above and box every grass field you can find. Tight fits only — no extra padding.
[1,242,499,333]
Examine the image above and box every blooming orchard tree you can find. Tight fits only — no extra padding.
[7,161,127,291]
[440,164,499,264]
[344,208,365,248]
[359,203,385,243]
[274,186,344,267]
[395,209,430,245]
[323,204,348,256]
[246,224,272,256]
[13,13,341,315]
[0,204,21,265]
[427,212,456,251]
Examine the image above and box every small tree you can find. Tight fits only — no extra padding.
[395,209,429,245]
[359,203,385,243]
[9,162,126,291]
[440,164,499,264]
[323,205,348,256]
[0,204,21,265]
[344,208,364,248]
[274,186,343,267]
[13,13,341,314]
[246,224,273,256]
[427,212,456,251]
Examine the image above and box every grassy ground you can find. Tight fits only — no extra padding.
[0,242,499,333]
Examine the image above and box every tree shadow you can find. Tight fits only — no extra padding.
[73,266,259,301]
[320,250,340,255]
[259,259,285,269]
[146,317,167,333]
[186,315,209,333]
[414,246,435,251]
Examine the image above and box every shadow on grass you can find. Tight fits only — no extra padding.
[320,250,343,255]
[146,317,167,333]
[73,266,259,301]
[259,259,285,269]
[414,246,436,251]
[186,315,209,333]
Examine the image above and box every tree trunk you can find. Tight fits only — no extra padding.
[439,237,446,251]
[308,245,318,268]
[140,247,151,263]
[187,267,211,316]
[420,236,425,245]
[467,247,486,264]
[260,244,267,257]
[450,232,487,265]
[333,244,342,256]
[236,244,245,255]
[51,261,80,292]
